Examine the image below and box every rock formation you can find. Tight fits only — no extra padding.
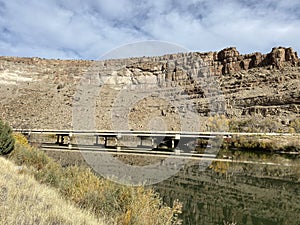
[0,47,299,131]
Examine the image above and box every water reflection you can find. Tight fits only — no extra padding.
[154,150,300,225]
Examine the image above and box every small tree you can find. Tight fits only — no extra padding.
[0,119,15,155]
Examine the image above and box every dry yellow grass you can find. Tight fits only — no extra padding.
[8,135,182,224]
[0,157,106,225]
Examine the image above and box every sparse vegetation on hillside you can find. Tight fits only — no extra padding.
[9,134,182,225]
[0,118,15,155]
[228,117,283,133]
[290,118,300,133]
[0,157,105,225]
[204,115,300,152]
[207,115,229,132]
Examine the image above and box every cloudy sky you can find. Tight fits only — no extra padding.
[0,0,300,59]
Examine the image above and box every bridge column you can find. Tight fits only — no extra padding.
[95,135,99,145]
[55,134,69,146]
[171,139,175,149]
[104,137,108,147]
[56,134,60,144]
[56,134,64,145]
[151,137,156,148]
[68,132,72,149]
[172,134,180,149]
[116,133,121,150]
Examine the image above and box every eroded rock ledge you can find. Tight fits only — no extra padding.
[207,46,299,75]
[0,47,299,131]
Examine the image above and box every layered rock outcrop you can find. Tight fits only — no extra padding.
[0,47,299,131]
[199,46,299,75]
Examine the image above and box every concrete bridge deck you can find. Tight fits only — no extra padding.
[13,129,298,137]
[13,129,299,150]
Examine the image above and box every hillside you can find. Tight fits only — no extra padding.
[0,47,299,132]
[0,156,105,225]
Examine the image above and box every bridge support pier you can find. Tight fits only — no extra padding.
[68,132,72,149]
[95,135,99,145]
[55,134,71,146]
[94,136,118,148]
[171,134,180,149]
[55,134,65,145]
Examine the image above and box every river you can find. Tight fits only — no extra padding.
[154,150,300,225]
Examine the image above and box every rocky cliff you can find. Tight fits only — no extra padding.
[0,47,299,131]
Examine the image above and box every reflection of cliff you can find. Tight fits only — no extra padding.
[154,163,300,225]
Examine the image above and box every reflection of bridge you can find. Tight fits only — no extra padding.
[13,129,297,150]
[156,162,300,225]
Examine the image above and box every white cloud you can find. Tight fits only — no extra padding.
[0,0,300,59]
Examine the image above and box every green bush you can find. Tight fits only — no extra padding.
[0,119,15,155]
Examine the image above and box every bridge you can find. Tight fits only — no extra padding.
[13,129,298,151]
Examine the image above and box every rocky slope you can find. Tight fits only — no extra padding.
[0,47,299,132]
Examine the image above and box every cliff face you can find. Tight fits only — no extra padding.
[212,46,298,74]
[0,47,299,131]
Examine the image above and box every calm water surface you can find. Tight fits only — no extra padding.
[154,150,300,225]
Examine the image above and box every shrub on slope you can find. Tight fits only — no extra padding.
[0,119,15,155]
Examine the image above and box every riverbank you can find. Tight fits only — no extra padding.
[0,157,106,225]
[4,134,182,225]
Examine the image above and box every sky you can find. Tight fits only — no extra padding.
[0,0,300,60]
